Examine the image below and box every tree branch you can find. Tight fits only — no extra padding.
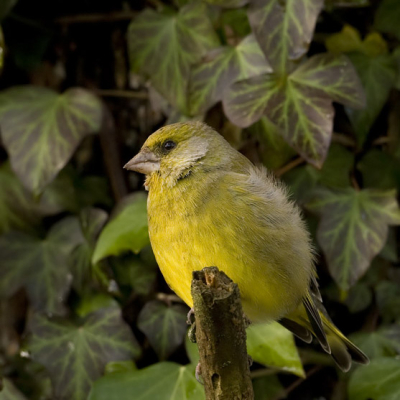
[191,267,254,400]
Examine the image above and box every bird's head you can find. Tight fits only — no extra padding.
[124,121,241,185]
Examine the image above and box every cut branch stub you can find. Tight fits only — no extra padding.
[191,267,254,400]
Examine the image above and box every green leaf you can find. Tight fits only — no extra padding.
[308,188,400,290]
[376,281,400,323]
[346,54,397,145]
[220,8,251,37]
[76,293,119,318]
[0,0,17,21]
[246,322,305,377]
[224,54,364,167]
[28,307,140,400]
[70,208,108,293]
[357,150,400,189]
[283,165,320,205]
[88,362,205,400]
[247,0,324,72]
[92,193,149,263]
[204,0,248,7]
[0,162,41,234]
[42,166,112,214]
[319,144,354,188]
[325,25,388,57]
[253,375,283,400]
[0,86,102,194]
[128,2,219,113]
[104,360,137,375]
[0,378,27,400]
[351,325,400,359]
[375,0,400,41]
[345,283,372,313]
[112,253,157,296]
[0,217,84,315]
[248,117,296,170]
[348,357,400,400]
[184,331,199,366]
[290,54,366,109]
[138,300,188,360]
[189,34,270,115]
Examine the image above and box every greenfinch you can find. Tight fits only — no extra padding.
[124,121,368,371]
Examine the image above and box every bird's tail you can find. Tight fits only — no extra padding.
[280,295,369,372]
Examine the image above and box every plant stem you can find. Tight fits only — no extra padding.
[191,267,254,400]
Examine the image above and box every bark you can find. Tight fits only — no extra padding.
[191,267,254,400]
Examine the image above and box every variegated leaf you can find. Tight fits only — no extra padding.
[308,188,400,290]
[291,53,366,109]
[189,34,271,115]
[28,306,141,400]
[0,86,102,194]
[247,0,324,73]
[0,217,84,315]
[223,53,365,166]
[346,53,397,145]
[128,2,219,113]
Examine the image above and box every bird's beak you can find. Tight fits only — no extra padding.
[124,148,160,174]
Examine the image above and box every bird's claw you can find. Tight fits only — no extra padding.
[195,363,203,385]
[187,308,195,325]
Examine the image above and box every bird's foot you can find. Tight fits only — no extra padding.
[195,363,203,385]
[248,355,253,368]
[186,308,195,325]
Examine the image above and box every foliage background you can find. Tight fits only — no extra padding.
[0,0,400,399]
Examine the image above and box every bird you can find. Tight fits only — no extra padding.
[124,121,369,372]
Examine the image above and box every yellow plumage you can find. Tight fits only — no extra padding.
[125,121,368,372]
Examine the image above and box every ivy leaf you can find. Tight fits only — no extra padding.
[27,307,141,400]
[247,117,296,170]
[283,165,320,205]
[0,217,84,315]
[112,253,157,296]
[0,163,41,234]
[189,34,270,115]
[88,362,205,400]
[246,322,305,377]
[128,2,219,113]
[247,0,324,72]
[138,300,188,360]
[346,54,397,145]
[375,0,400,41]
[290,54,366,109]
[326,25,388,58]
[0,86,102,194]
[252,375,283,400]
[357,150,400,189]
[319,144,354,189]
[224,54,363,167]
[376,281,400,323]
[351,325,400,359]
[348,357,400,400]
[204,0,248,7]
[70,208,108,293]
[345,283,372,313]
[0,378,27,400]
[308,188,400,290]
[92,193,149,263]
[42,166,112,214]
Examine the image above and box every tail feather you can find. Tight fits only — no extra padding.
[281,294,369,372]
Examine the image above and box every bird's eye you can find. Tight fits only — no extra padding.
[163,140,176,152]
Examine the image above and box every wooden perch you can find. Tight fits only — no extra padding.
[190,267,254,400]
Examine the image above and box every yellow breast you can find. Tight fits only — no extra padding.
[146,170,312,322]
